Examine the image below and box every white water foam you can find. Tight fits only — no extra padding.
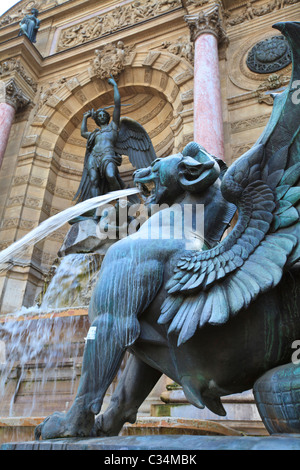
[0,188,139,273]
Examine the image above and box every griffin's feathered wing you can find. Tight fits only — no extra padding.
[159,22,300,346]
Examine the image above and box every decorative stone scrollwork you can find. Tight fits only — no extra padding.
[0,58,37,92]
[185,4,228,45]
[186,0,209,5]
[0,0,59,29]
[255,72,290,105]
[225,0,300,28]
[246,36,292,74]
[35,77,67,112]
[56,0,181,52]
[91,41,135,79]
[256,72,290,92]
[3,79,30,111]
[160,36,194,65]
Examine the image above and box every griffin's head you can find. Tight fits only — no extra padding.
[133,144,221,206]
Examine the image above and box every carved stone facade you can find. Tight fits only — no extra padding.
[0,0,298,435]
[0,0,297,315]
[224,0,299,27]
[185,4,228,44]
[0,58,37,92]
[56,0,182,53]
[160,36,194,65]
[91,41,136,79]
[2,78,30,111]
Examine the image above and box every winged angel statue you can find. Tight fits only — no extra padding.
[35,22,300,440]
[74,76,156,202]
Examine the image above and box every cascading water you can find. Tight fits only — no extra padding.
[0,188,139,273]
[0,188,140,418]
[0,307,83,417]
[40,253,103,310]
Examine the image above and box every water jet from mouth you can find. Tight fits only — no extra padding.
[0,187,140,274]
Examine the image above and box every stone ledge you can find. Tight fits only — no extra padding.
[121,417,243,437]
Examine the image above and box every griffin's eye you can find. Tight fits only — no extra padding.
[151,158,161,168]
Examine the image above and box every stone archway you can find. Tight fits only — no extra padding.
[29,50,193,218]
[32,48,194,165]
[9,50,194,290]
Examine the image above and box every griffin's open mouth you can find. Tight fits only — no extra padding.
[136,180,155,198]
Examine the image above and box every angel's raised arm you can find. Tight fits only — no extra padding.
[81,110,92,139]
[108,76,121,127]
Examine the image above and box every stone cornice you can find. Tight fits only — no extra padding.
[185,4,228,44]
[0,35,42,89]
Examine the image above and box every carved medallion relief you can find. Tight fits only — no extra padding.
[224,0,297,91]
[246,35,291,74]
[228,31,292,94]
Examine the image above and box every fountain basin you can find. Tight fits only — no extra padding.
[0,308,90,418]
[0,308,89,324]
[0,308,268,440]
[0,417,43,444]
[121,417,243,436]
[0,308,89,360]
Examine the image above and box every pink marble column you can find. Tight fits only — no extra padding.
[185,6,227,160]
[194,33,224,159]
[0,79,30,169]
[0,102,15,169]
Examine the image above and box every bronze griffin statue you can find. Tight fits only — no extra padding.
[35,22,300,439]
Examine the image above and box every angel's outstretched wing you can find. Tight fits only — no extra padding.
[159,21,300,346]
[114,117,157,168]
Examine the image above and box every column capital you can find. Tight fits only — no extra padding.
[0,78,30,111]
[185,4,228,45]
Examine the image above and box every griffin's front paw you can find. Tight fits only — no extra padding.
[91,414,110,437]
[35,412,68,440]
[35,408,94,440]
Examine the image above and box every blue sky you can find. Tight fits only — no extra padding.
[0,0,20,17]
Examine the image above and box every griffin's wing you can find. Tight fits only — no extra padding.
[159,22,300,346]
[114,117,157,168]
